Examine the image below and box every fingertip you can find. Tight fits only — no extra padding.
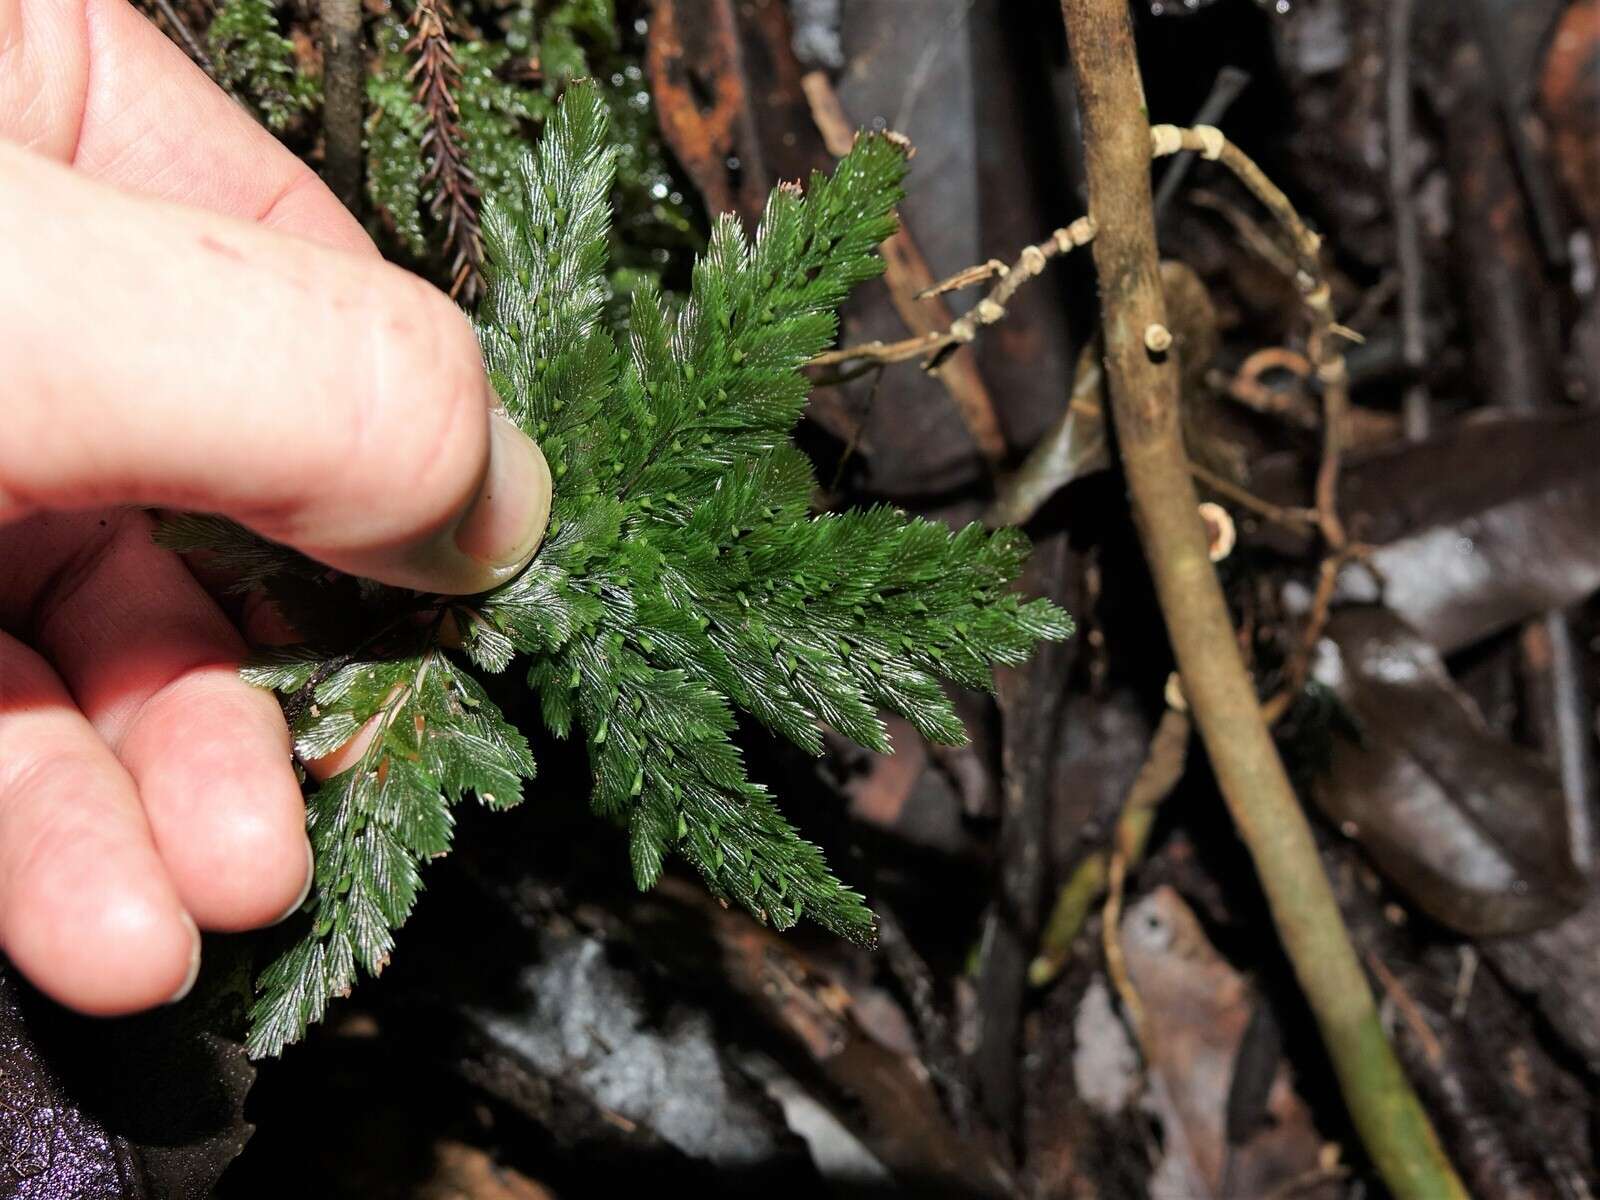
[167,911,203,1004]
[122,675,313,932]
[328,409,553,596]
[441,412,554,592]
[166,802,312,934]
[6,833,199,1016]
[281,286,553,594]
[0,634,199,1015]
[269,838,316,927]
[177,797,312,933]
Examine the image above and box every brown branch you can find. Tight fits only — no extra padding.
[1366,950,1445,1069]
[407,0,485,303]
[1154,120,1364,686]
[1057,2,1465,1197]
[1188,186,1303,280]
[1149,123,1322,271]
[1101,846,1144,1037]
[1153,66,1252,216]
[1214,346,1321,430]
[1310,351,1349,549]
[1150,122,1355,550]
[321,0,365,214]
[811,217,1096,370]
[801,70,1009,467]
[917,258,1011,300]
[1189,463,1318,533]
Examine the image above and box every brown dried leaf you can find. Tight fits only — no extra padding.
[1313,607,1588,936]
[1120,887,1337,1200]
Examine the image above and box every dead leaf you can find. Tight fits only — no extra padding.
[1313,606,1588,936]
[1332,410,1600,654]
[1120,887,1338,1200]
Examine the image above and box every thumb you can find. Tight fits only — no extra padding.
[0,143,550,595]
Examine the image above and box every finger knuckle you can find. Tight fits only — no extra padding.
[339,271,489,542]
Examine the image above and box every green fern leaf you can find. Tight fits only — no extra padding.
[184,83,1070,1056]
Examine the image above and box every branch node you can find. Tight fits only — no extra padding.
[1149,123,1184,157]
[815,211,1092,369]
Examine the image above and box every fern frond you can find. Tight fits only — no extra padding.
[232,83,1069,1055]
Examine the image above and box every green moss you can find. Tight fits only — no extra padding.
[365,2,697,305]
[207,0,317,131]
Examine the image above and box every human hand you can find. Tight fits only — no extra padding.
[0,0,551,1015]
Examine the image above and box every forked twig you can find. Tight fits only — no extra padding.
[811,216,1098,370]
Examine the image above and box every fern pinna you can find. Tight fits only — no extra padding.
[165,85,1070,1056]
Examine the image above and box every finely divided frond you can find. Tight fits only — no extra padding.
[477,87,1069,945]
[245,648,534,1056]
[619,138,906,502]
[472,94,1065,949]
[237,86,1067,1055]
[477,84,618,462]
[570,646,875,941]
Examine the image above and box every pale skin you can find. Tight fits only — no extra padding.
[0,0,552,1014]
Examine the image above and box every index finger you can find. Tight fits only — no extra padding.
[0,145,551,596]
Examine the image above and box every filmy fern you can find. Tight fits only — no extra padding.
[174,86,1070,1057]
